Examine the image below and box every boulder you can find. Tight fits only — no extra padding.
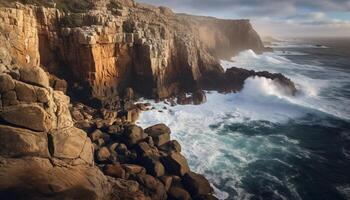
[127,108,140,123]
[161,152,190,176]
[0,125,49,158]
[145,124,171,147]
[90,129,104,142]
[140,155,165,177]
[0,104,52,132]
[50,127,90,160]
[103,164,126,179]
[19,66,49,88]
[14,81,37,102]
[0,74,15,93]
[168,186,192,200]
[122,164,146,175]
[159,140,181,153]
[135,174,167,200]
[123,125,146,146]
[182,172,213,196]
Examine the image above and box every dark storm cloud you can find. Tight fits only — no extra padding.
[137,0,350,16]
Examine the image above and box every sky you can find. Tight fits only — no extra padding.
[136,0,350,38]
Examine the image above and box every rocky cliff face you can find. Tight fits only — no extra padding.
[1,0,269,106]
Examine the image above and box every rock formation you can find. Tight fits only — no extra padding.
[0,0,293,107]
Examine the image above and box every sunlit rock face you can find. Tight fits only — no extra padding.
[0,0,265,105]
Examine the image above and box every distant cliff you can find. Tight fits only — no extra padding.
[0,0,269,106]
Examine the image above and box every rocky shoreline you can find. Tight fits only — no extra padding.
[0,0,297,199]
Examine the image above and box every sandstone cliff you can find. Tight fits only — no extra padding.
[0,0,272,107]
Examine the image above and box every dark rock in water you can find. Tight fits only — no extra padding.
[161,152,190,176]
[192,90,207,105]
[182,172,213,196]
[145,124,171,147]
[168,186,192,200]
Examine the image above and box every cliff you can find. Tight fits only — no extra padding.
[0,0,273,107]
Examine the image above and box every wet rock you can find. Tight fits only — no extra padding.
[145,124,171,147]
[192,90,207,105]
[182,172,213,196]
[161,152,190,176]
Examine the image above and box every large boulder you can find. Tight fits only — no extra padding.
[0,74,15,93]
[50,127,93,164]
[182,172,213,196]
[0,104,52,132]
[161,152,190,176]
[0,125,49,158]
[19,66,49,88]
[145,124,171,147]
[140,155,165,177]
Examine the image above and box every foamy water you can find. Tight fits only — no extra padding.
[137,42,350,200]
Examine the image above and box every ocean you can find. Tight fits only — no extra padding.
[137,38,350,200]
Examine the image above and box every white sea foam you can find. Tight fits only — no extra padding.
[137,48,350,199]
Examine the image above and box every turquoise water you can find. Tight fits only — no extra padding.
[138,39,350,200]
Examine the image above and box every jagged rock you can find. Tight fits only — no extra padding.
[161,152,190,176]
[0,74,15,93]
[168,186,192,200]
[0,125,49,158]
[14,81,37,102]
[104,164,126,179]
[182,172,213,196]
[145,124,171,147]
[0,104,52,132]
[159,140,181,153]
[124,125,147,146]
[19,66,49,88]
